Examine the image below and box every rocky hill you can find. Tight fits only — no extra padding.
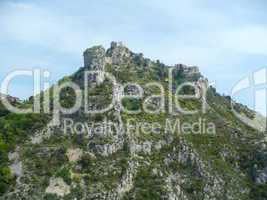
[0,42,267,200]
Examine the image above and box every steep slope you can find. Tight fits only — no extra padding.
[1,42,267,200]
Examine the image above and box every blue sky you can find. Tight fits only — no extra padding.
[0,0,267,113]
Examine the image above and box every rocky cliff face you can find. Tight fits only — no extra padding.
[0,93,20,103]
[1,42,267,200]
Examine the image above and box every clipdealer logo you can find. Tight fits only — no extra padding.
[0,68,209,124]
[231,67,267,132]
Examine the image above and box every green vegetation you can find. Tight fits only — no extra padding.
[1,44,267,200]
[0,111,49,194]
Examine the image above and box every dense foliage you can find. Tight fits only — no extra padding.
[0,110,49,194]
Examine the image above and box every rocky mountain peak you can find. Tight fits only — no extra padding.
[83,42,133,70]
[83,45,106,70]
[0,93,20,103]
[2,42,267,200]
[106,41,132,65]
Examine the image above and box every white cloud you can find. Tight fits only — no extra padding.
[0,2,99,55]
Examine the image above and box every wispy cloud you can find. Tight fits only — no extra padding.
[0,2,90,55]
